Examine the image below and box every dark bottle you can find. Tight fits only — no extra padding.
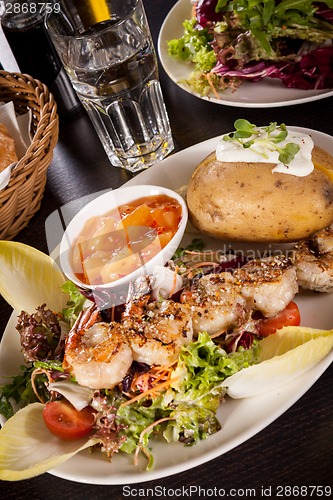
[1,2,81,114]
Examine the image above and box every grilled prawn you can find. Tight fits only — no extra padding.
[63,304,133,390]
[234,256,299,317]
[180,255,298,336]
[292,225,333,293]
[180,272,247,336]
[123,277,193,366]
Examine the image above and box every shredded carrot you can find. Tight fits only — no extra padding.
[120,377,179,407]
[133,372,150,393]
[150,369,169,385]
[205,73,221,100]
[151,363,176,374]
[132,366,170,393]
[170,270,179,296]
[121,361,178,404]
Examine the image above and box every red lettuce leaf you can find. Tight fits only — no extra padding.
[196,0,222,27]
[269,45,333,90]
[314,3,333,23]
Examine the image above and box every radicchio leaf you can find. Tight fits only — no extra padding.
[269,46,333,89]
[196,0,223,27]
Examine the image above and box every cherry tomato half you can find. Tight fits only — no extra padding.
[43,399,96,441]
[257,301,301,337]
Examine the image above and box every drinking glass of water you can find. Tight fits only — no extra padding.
[45,0,174,172]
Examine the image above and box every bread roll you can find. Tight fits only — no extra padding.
[0,123,18,172]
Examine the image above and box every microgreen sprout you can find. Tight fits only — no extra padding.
[223,119,300,164]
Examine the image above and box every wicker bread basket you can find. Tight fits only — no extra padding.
[0,70,59,240]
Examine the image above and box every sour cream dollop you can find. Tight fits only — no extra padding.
[216,127,314,177]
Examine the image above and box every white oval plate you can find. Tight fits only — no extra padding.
[158,0,333,108]
[1,127,333,484]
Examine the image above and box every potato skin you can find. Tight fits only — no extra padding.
[186,146,333,242]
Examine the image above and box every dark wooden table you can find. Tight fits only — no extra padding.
[1,1,333,498]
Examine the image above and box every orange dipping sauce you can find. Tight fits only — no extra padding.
[72,194,183,285]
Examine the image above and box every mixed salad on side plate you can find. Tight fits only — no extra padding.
[167,0,333,97]
[0,237,333,481]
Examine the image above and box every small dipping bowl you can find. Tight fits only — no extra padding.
[59,185,188,306]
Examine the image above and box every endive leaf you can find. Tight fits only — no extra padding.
[0,241,67,313]
[222,326,333,398]
[0,403,97,481]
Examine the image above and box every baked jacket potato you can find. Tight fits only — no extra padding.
[186,145,333,242]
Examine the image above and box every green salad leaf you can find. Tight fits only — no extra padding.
[0,360,63,419]
[167,18,216,72]
[61,281,88,326]
[0,365,36,420]
[118,401,163,454]
[162,332,260,445]
[215,0,333,51]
